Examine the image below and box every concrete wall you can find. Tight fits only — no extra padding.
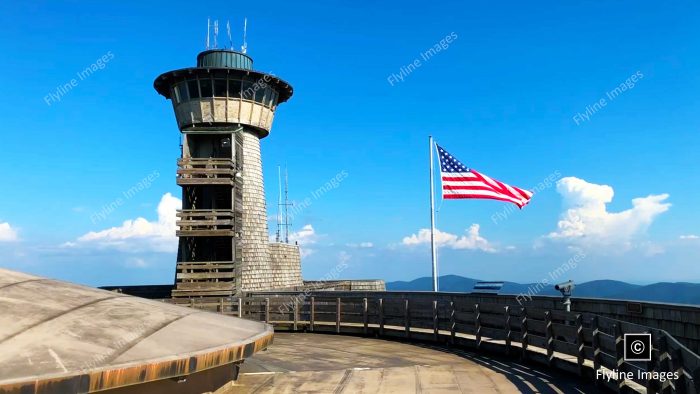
[268,243,303,289]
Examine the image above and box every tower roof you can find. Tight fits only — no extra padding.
[197,49,253,69]
[153,49,293,103]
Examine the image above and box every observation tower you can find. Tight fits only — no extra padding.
[154,39,302,301]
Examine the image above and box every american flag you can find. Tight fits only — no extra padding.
[437,144,533,208]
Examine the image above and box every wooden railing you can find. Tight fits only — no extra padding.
[176,158,237,185]
[178,293,700,393]
[176,209,237,236]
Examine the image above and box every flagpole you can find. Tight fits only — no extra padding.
[429,136,439,292]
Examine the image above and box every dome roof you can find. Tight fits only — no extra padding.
[0,268,272,393]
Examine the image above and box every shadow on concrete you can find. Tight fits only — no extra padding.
[412,341,599,393]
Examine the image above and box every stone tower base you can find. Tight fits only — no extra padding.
[269,242,303,289]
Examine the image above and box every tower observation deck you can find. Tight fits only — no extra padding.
[154,47,302,300]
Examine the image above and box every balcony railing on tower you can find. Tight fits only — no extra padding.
[176,158,237,185]
[176,209,239,237]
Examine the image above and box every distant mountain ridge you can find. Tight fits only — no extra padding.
[386,275,700,305]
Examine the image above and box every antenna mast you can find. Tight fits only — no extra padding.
[275,166,282,243]
[241,17,248,54]
[226,20,233,49]
[283,167,293,243]
[206,18,211,49]
[213,20,219,48]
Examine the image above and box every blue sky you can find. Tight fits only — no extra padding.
[1,1,699,287]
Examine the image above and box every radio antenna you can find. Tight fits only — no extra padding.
[213,20,219,48]
[226,20,233,49]
[283,166,293,243]
[276,166,282,243]
[205,18,211,49]
[241,17,248,54]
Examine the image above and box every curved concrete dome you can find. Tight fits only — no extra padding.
[0,268,273,394]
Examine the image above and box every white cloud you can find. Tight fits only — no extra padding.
[346,242,374,248]
[338,250,352,265]
[288,224,317,258]
[402,224,496,252]
[680,235,699,240]
[547,177,670,246]
[289,224,317,245]
[0,222,18,242]
[71,193,181,253]
[125,257,148,268]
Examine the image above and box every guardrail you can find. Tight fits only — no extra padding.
[178,293,700,393]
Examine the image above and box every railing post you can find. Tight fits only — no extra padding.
[190,298,195,309]
[504,306,511,356]
[520,307,528,361]
[613,323,625,393]
[237,297,242,318]
[219,297,224,313]
[592,316,602,389]
[657,335,672,393]
[646,331,660,394]
[379,298,384,336]
[265,298,270,324]
[310,296,315,332]
[404,298,411,339]
[293,297,299,331]
[575,314,585,376]
[475,303,482,349]
[336,297,341,333]
[669,345,687,393]
[433,300,439,341]
[545,311,554,366]
[363,298,369,335]
[450,300,456,345]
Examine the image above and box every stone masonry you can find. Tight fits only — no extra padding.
[269,242,303,289]
[240,130,276,291]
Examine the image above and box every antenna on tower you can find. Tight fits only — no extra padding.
[283,166,292,243]
[241,17,248,54]
[206,18,211,49]
[226,20,233,49]
[275,166,282,243]
[213,20,219,48]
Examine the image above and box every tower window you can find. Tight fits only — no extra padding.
[265,88,274,107]
[228,79,242,99]
[254,85,266,103]
[199,77,213,97]
[214,78,227,97]
[175,82,189,103]
[241,80,253,101]
[270,90,278,108]
[187,80,200,99]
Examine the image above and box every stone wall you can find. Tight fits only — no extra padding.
[174,98,275,132]
[239,130,274,291]
[264,280,387,292]
[268,243,303,289]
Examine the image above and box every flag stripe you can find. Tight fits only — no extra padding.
[443,188,526,205]
[436,144,532,209]
[444,194,527,207]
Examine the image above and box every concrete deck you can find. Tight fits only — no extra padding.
[229,333,595,393]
